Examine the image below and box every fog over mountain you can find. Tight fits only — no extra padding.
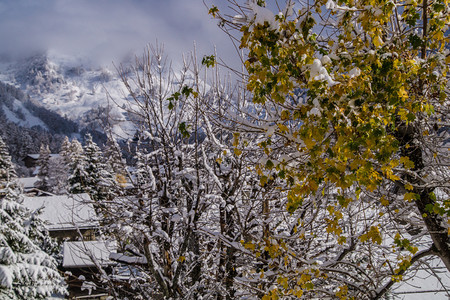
[0,0,237,67]
[0,0,243,145]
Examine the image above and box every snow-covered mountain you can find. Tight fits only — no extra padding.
[0,80,78,134]
[0,52,133,138]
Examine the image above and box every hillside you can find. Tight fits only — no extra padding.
[0,52,135,139]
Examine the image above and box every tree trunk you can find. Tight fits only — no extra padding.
[395,123,450,271]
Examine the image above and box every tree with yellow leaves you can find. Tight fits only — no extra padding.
[208,0,449,298]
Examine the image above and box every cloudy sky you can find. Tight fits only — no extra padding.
[0,0,241,67]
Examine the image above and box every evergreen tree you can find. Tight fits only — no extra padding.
[67,134,118,214]
[48,156,69,195]
[0,137,16,184]
[103,132,127,187]
[59,136,71,167]
[35,144,51,192]
[68,139,87,195]
[83,134,117,207]
[0,137,66,299]
[49,136,72,195]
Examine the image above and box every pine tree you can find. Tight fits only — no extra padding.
[59,136,71,167]
[0,136,66,299]
[82,134,117,211]
[49,136,72,195]
[103,132,126,188]
[0,137,16,184]
[68,139,87,195]
[35,144,51,192]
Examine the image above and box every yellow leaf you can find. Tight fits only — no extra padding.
[304,137,315,149]
[338,236,347,245]
[244,242,256,251]
[398,87,408,99]
[380,196,389,206]
[400,156,415,169]
[278,123,289,133]
[233,132,240,147]
[281,110,290,120]
[260,175,268,186]
[404,192,419,202]
[405,183,413,190]
[360,226,382,244]
[373,35,384,47]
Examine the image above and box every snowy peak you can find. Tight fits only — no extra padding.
[0,52,126,122]
[15,53,66,94]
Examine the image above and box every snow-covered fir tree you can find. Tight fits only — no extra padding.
[82,134,117,210]
[59,136,71,167]
[34,144,51,192]
[48,156,69,195]
[103,132,127,188]
[68,139,87,195]
[0,138,16,183]
[0,136,66,299]
[47,136,72,195]
[67,134,117,214]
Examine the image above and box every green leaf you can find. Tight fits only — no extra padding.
[202,55,216,68]
[178,122,190,138]
[208,5,219,17]
[265,160,274,169]
[181,86,193,97]
[433,3,445,12]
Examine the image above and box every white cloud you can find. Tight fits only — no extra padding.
[0,0,238,68]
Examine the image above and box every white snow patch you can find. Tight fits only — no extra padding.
[348,67,361,78]
[309,59,338,86]
[248,1,277,30]
[321,55,332,65]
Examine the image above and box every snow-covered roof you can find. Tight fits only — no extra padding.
[17,177,39,189]
[391,257,450,299]
[26,154,61,160]
[22,193,98,230]
[62,241,117,268]
[109,252,147,265]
